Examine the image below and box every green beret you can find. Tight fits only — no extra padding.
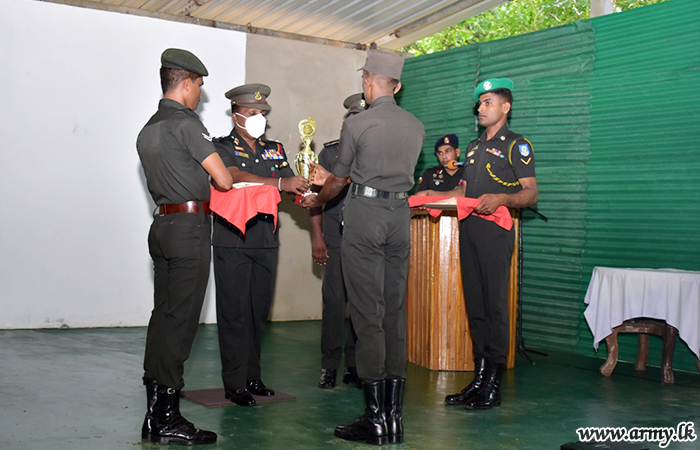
[361,49,404,80]
[473,78,514,102]
[160,48,208,77]
[225,83,271,112]
[343,93,367,118]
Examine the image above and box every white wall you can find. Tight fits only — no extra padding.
[0,0,246,328]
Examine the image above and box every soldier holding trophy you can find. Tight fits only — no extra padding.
[212,83,309,407]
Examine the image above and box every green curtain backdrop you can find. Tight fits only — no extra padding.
[397,0,700,372]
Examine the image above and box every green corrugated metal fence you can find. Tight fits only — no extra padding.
[398,0,700,372]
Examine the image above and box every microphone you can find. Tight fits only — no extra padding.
[447,160,465,170]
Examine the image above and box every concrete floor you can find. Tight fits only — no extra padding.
[1,321,699,450]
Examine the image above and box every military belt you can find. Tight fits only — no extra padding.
[157,201,211,216]
[350,183,408,200]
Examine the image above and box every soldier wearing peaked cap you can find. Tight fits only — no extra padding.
[137,48,233,445]
[310,93,367,391]
[212,83,309,407]
[302,48,425,445]
[443,77,538,410]
[416,134,464,193]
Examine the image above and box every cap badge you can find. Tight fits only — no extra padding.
[444,137,450,144]
[483,81,492,90]
[360,99,366,108]
[255,91,262,100]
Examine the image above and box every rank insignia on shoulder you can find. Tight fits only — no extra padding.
[234,150,249,158]
[519,144,531,157]
[418,177,423,184]
[201,133,212,142]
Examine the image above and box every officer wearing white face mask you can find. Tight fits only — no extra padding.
[212,83,309,407]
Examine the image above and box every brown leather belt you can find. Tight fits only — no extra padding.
[158,201,211,216]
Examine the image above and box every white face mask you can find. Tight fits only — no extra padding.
[236,112,267,139]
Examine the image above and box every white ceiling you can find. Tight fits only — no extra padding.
[46,0,508,50]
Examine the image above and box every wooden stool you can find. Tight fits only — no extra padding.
[599,318,678,385]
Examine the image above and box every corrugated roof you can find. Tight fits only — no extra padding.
[43,0,507,50]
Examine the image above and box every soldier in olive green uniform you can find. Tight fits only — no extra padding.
[444,78,538,410]
[137,48,233,445]
[302,49,425,446]
[212,84,309,407]
[311,93,367,390]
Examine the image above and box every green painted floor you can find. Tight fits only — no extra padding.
[2,321,699,450]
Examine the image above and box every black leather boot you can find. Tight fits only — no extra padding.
[342,366,363,388]
[318,368,337,388]
[334,380,388,445]
[464,361,502,410]
[142,382,217,445]
[385,378,405,444]
[445,357,488,404]
[141,379,159,438]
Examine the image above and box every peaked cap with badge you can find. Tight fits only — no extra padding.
[473,78,514,102]
[434,134,459,152]
[360,49,404,80]
[160,48,208,77]
[343,93,368,119]
[225,83,271,112]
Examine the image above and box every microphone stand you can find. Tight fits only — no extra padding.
[517,206,548,364]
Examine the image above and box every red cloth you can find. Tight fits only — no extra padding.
[408,196,513,231]
[210,185,282,235]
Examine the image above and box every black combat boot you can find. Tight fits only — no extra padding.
[342,366,363,388]
[141,382,217,445]
[334,380,388,445]
[318,368,337,388]
[141,379,159,438]
[464,360,502,410]
[385,378,405,444]
[445,357,488,404]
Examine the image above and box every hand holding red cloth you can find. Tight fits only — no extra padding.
[210,184,282,235]
[408,196,513,231]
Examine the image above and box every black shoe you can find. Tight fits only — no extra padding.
[142,382,217,445]
[464,361,502,410]
[445,357,488,405]
[342,367,363,388]
[225,388,256,406]
[247,379,275,396]
[334,380,388,445]
[318,368,337,388]
[385,378,405,444]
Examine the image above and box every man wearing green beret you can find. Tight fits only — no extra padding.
[310,93,367,390]
[212,83,309,407]
[137,48,233,445]
[444,78,538,410]
[302,49,425,445]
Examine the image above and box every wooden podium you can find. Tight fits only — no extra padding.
[406,207,519,371]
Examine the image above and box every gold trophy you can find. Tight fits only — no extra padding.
[295,117,318,180]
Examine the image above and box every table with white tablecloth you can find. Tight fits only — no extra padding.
[584,266,700,384]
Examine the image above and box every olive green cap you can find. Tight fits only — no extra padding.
[160,48,208,77]
[343,93,367,118]
[360,49,404,80]
[473,78,514,102]
[225,83,271,112]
